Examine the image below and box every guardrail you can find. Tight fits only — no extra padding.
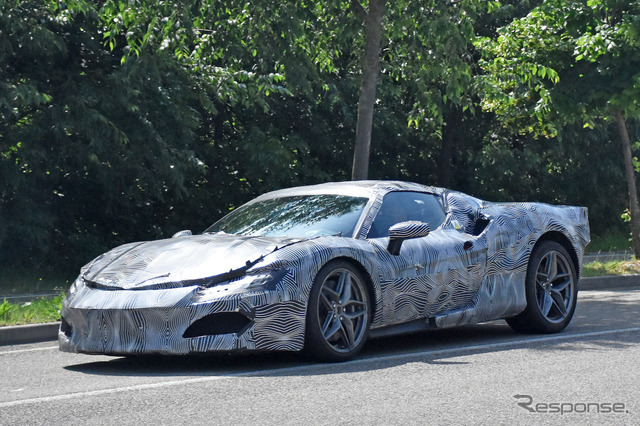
[0,292,62,304]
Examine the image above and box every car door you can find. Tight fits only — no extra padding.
[367,191,487,325]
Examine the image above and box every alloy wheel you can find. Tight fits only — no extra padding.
[534,250,575,323]
[316,268,369,353]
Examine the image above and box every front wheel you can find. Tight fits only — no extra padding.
[304,260,371,362]
[506,241,578,333]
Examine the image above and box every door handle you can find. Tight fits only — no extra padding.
[463,241,473,250]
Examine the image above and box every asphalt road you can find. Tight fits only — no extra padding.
[1,288,639,425]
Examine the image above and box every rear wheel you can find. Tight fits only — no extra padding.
[506,241,578,333]
[304,260,371,362]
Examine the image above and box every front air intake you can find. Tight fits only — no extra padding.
[183,312,251,338]
[60,316,73,337]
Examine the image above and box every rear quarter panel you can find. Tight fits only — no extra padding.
[481,202,590,277]
[433,192,590,327]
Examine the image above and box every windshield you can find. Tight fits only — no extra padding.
[204,194,369,238]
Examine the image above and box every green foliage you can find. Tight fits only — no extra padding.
[1,1,210,270]
[0,295,64,326]
[470,121,630,236]
[583,259,640,277]
[477,0,640,133]
[0,0,637,287]
[372,1,500,129]
[0,1,305,273]
[588,231,632,253]
[475,0,640,253]
[0,299,12,318]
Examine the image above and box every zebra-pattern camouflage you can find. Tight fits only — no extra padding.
[388,221,431,239]
[59,180,590,355]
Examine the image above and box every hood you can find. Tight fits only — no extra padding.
[81,233,303,290]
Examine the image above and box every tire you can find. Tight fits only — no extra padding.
[304,260,371,362]
[506,241,578,334]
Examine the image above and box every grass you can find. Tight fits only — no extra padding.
[587,231,632,253]
[0,295,64,326]
[582,259,640,277]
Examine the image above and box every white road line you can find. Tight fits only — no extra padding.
[0,346,58,356]
[1,325,638,409]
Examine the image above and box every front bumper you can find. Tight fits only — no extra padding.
[58,279,306,355]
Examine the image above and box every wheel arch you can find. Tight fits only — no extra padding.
[532,231,580,279]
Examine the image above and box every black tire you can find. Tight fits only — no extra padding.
[304,260,371,362]
[506,241,578,334]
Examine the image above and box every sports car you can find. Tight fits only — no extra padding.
[59,181,590,361]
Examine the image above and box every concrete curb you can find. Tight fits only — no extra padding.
[580,274,640,290]
[1,276,639,347]
[0,322,59,346]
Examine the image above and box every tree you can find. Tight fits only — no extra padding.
[347,0,500,180]
[4,0,636,280]
[0,1,214,269]
[351,0,385,180]
[0,0,358,271]
[478,0,640,256]
[97,0,499,184]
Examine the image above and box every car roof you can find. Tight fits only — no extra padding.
[252,180,444,201]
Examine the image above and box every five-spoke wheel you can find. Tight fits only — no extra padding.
[305,260,371,361]
[507,241,578,333]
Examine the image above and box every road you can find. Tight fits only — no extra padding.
[1,288,639,425]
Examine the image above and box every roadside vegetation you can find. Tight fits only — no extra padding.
[587,232,632,254]
[2,1,640,293]
[0,295,63,326]
[583,259,640,278]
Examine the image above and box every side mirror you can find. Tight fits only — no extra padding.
[172,230,193,238]
[387,221,430,256]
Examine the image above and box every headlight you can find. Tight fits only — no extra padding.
[245,269,288,288]
[196,269,288,296]
[69,276,85,295]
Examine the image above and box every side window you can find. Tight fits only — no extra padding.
[367,192,446,238]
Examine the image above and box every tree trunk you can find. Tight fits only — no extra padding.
[615,108,640,258]
[351,0,386,180]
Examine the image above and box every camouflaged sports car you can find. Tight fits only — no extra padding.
[59,181,590,361]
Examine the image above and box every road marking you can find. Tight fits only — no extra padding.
[0,346,58,356]
[1,325,639,408]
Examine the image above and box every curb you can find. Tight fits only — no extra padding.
[0,322,59,346]
[1,276,639,347]
[580,274,640,291]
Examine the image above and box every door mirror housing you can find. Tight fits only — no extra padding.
[387,221,430,255]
